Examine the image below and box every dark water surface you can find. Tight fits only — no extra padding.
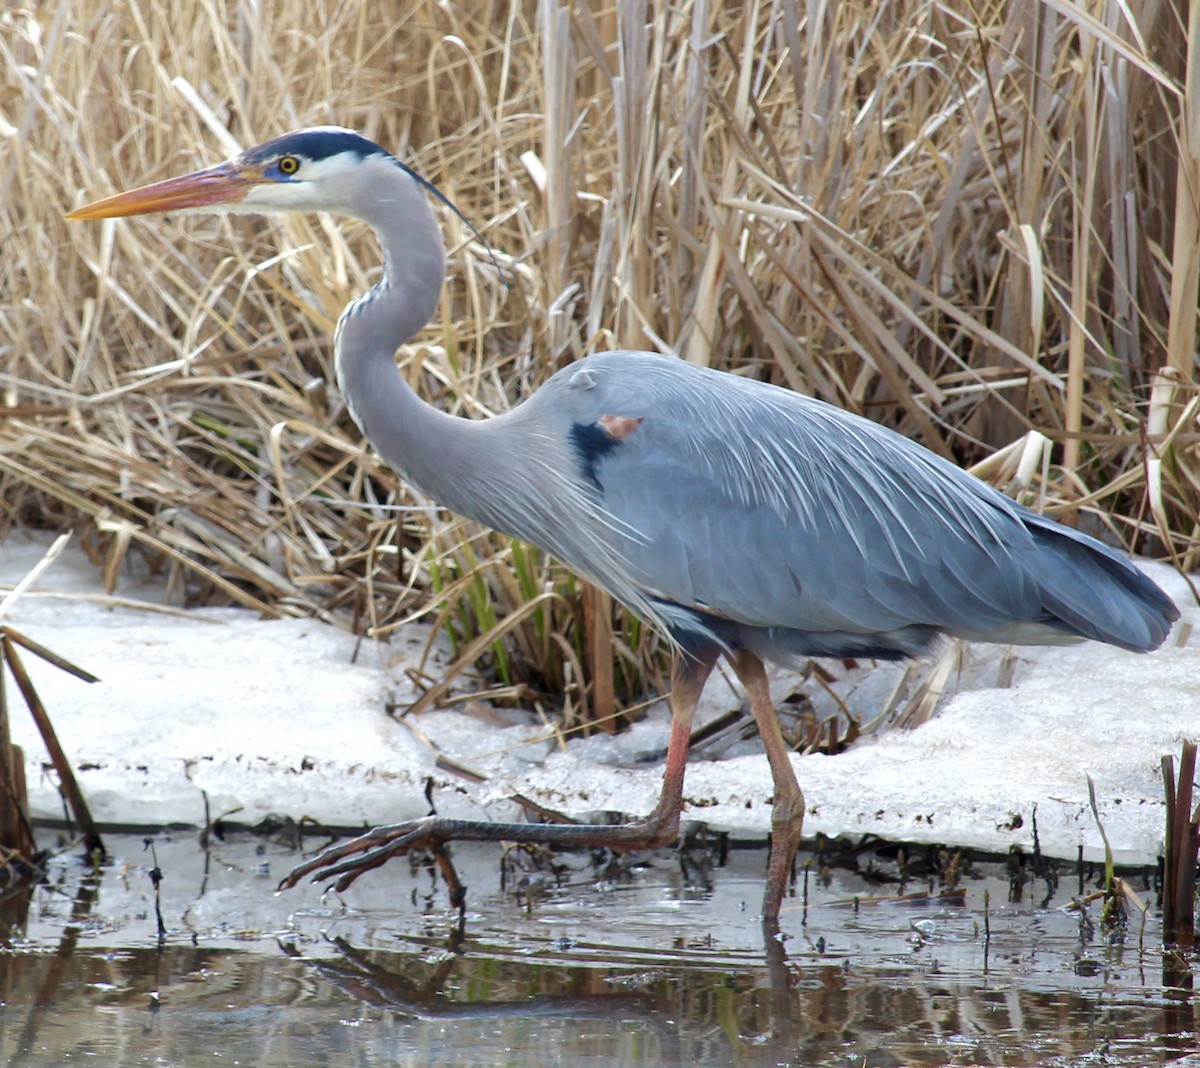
[1,831,1196,1066]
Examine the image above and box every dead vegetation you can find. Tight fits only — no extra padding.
[1,1,1197,721]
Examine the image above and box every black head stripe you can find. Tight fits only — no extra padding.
[243,128,387,166]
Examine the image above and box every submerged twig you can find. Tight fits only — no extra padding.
[143,838,167,944]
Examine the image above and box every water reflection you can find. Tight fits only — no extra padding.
[0,832,1196,1066]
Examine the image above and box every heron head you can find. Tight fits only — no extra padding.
[66,127,392,221]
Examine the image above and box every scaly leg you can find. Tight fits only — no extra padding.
[727,649,805,923]
[279,647,719,896]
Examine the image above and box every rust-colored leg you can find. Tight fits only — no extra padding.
[638,647,719,841]
[280,647,719,894]
[727,649,805,923]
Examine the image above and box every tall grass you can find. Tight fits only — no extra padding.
[2,1,1196,720]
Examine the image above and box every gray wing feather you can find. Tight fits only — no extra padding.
[536,352,1174,654]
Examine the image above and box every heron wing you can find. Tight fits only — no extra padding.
[542,352,1172,653]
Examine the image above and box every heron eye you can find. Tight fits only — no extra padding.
[277,156,300,175]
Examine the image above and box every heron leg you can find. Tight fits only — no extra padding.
[727,649,805,923]
[278,647,718,896]
[638,646,718,839]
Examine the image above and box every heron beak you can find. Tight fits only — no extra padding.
[66,161,265,219]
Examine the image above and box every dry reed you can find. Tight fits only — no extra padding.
[1,1,1196,719]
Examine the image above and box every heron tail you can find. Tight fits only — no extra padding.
[1021,515,1179,652]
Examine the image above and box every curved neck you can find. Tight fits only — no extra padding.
[332,156,485,508]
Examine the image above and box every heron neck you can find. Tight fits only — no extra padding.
[331,160,499,518]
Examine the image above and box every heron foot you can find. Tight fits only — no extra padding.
[277,809,685,901]
[278,816,463,896]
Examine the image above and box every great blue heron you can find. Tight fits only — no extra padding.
[68,127,1178,922]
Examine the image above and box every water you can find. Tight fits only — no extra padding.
[1,831,1196,1066]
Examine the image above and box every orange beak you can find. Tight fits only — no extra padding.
[66,161,262,220]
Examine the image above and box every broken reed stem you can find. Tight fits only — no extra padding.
[583,585,616,733]
[1161,741,1199,948]
[1,634,104,858]
[0,660,34,865]
[1164,0,1200,391]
